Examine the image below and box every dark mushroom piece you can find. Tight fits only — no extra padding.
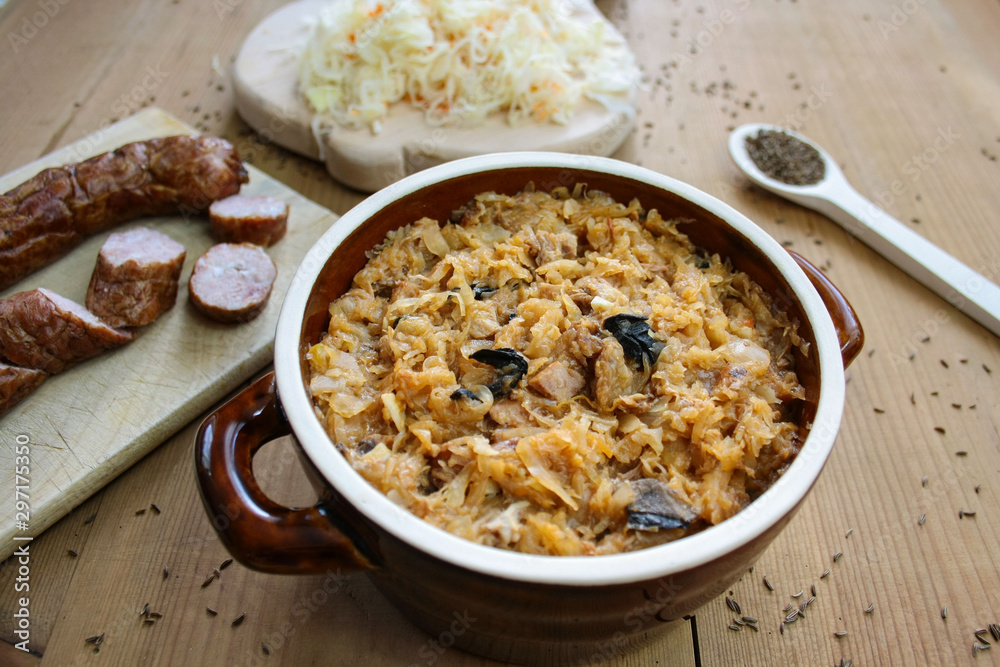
[603,313,665,371]
[471,283,498,300]
[449,387,483,403]
[470,348,529,399]
[627,478,699,532]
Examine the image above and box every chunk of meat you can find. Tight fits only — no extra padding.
[208,194,289,246]
[188,243,277,323]
[535,230,578,265]
[86,227,186,327]
[488,399,533,429]
[0,361,48,417]
[0,288,133,374]
[528,360,585,401]
[0,135,247,290]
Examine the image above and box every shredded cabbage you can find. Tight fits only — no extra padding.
[298,0,640,133]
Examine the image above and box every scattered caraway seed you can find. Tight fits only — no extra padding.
[784,602,794,613]
[974,629,989,643]
[975,485,981,494]
[232,613,246,627]
[910,393,916,405]
[150,503,161,514]
[990,623,1000,641]
[935,426,946,435]
[202,572,218,588]
[163,566,169,579]
[213,568,221,578]
[963,510,976,518]
[220,558,234,570]
[839,660,853,667]
[984,364,992,374]
[942,607,949,620]
[742,616,757,624]
[84,632,105,644]
[811,584,818,597]
[262,642,270,656]
[143,617,156,625]
[141,603,150,617]
[206,607,218,616]
[941,359,949,368]
[149,612,162,619]
[84,512,97,524]
[764,576,775,591]
[922,476,928,487]
[792,590,804,598]
[833,552,843,563]
[734,618,745,626]
[728,624,742,631]
[845,528,853,538]
[821,569,831,579]
[802,597,816,611]
[834,631,848,638]
[956,451,968,457]
[68,549,78,557]
[725,597,742,614]
[919,513,927,526]
[865,603,875,614]
[785,611,800,623]
[135,508,146,515]
[779,622,785,635]
[873,407,885,414]
[746,622,759,632]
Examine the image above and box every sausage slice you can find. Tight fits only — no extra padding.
[188,243,276,323]
[86,228,187,327]
[0,288,133,374]
[0,361,48,417]
[209,195,289,246]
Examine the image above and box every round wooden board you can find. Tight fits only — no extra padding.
[233,0,638,192]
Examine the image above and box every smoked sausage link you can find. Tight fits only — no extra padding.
[86,228,187,327]
[0,362,47,417]
[0,288,133,374]
[0,135,248,290]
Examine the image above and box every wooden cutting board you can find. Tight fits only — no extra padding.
[0,108,339,562]
[232,0,637,192]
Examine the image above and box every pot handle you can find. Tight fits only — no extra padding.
[789,251,864,368]
[195,371,374,574]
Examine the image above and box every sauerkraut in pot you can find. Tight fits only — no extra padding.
[308,185,807,556]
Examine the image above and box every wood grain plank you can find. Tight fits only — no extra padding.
[0,108,343,563]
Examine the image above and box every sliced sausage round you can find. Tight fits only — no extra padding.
[208,195,289,247]
[188,243,277,323]
[86,227,187,327]
[0,288,133,374]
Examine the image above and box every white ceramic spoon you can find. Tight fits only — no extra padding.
[729,123,1000,338]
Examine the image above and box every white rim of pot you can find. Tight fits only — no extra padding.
[274,152,846,587]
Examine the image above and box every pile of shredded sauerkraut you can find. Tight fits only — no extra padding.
[309,186,807,556]
[298,0,641,133]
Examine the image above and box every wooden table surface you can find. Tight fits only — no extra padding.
[1,1,998,665]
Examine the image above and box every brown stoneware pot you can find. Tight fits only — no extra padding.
[195,153,863,664]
